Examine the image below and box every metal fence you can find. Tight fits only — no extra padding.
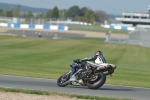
[105,29,150,47]
[105,32,128,44]
[127,29,150,47]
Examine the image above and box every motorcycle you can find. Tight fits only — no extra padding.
[57,59,116,89]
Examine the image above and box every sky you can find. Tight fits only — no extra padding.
[0,0,150,15]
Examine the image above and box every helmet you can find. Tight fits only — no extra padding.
[94,50,101,56]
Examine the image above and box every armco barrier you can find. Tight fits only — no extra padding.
[101,25,139,31]
[0,23,68,31]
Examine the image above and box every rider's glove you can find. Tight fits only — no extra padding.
[77,59,81,63]
[74,59,81,63]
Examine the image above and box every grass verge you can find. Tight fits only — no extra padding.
[69,24,129,34]
[0,35,150,88]
[0,87,133,100]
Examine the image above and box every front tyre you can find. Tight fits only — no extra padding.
[87,73,106,89]
[57,72,70,87]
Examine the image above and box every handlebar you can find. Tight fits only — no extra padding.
[73,59,81,63]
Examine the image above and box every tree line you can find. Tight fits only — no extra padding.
[0,5,108,23]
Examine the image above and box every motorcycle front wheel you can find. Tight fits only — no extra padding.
[57,71,71,87]
[86,72,106,89]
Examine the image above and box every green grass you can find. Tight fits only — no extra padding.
[69,24,129,34]
[0,35,150,88]
[0,87,133,100]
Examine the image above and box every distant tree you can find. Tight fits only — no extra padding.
[80,7,88,17]
[0,8,3,16]
[46,10,51,18]
[63,9,67,19]
[84,9,94,18]
[66,6,81,18]
[95,10,108,23]
[59,9,67,20]
[26,11,33,18]
[41,13,47,19]
[15,5,21,17]
[22,13,27,18]
[5,10,13,17]
[84,9,96,23]
[74,16,84,22]
[51,6,59,19]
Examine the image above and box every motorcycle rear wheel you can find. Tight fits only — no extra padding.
[86,72,106,89]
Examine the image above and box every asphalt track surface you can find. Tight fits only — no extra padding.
[0,75,150,100]
[1,29,150,100]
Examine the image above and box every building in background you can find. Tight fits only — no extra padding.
[115,5,150,28]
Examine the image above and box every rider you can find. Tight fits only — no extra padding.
[70,50,106,81]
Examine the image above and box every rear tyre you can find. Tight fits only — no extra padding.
[57,72,70,87]
[86,73,106,89]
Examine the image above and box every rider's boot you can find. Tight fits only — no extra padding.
[70,67,77,81]
[69,74,77,81]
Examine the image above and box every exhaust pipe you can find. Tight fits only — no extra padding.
[103,71,110,75]
[97,66,107,70]
[103,70,114,75]
[97,64,116,70]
